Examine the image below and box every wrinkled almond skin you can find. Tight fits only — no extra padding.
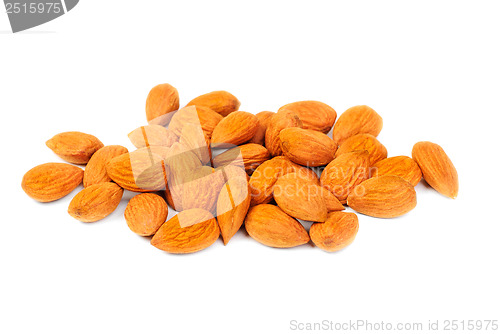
[83,145,129,187]
[250,111,274,145]
[347,175,417,218]
[125,193,168,236]
[151,208,220,254]
[412,141,459,199]
[22,163,84,202]
[46,131,104,165]
[179,123,211,165]
[321,187,346,212]
[180,166,226,213]
[336,133,387,166]
[186,90,240,117]
[265,111,302,156]
[278,100,337,134]
[128,125,177,149]
[371,156,422,187]
[332,105,383,145]
[320,150,371,204]
[273,173,328,222]
[68,182,123,222]
[280,127,337,167]
[213,143,271,175]
[217,177,251,245]
[244,204,310,248]
[211,111,259,148]
[145,83,180,124]
[310,212,359,252]
[168,105,223,139]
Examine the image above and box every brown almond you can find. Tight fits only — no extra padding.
[371,156,422,187]
[83,145,129,187]
[265,111,302,156]
[211,111,259,148]
[125,193,168,236]
[128,125,177,149]
[321,187,346,212]
[68,182,123,222]
[250,111,275,145]
[46,131,104,165]
[213,143,271,175]
[186,90,240,117]
[180,166,226,213]
[280,127,337,167]
[310,212,359,252]
[145,83,180,124]
[278,100,337,133]
[335,133,387,166]
[332,105,383,145]
[168,105,223,139]
[178,123,211,165]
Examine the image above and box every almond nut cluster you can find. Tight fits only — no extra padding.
[21,83,459,254]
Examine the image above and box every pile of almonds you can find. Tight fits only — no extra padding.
[21,83,459,254]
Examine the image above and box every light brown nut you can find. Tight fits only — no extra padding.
[211,111,259,148]
[128,125,177,149]
[46,131,104,165]
[186,90,240,117]
[412,141,458,199]
[145,83,180,124]
[180,166,226,213]
[125,193,168,236]
[250,111,275,145]
[265,111,302,156]
[273,172,328,222]
[68,182,123,222]
[151,208,220,254]
[278,100,336,133]
[168,105,223,139]
[332,105,383,145]
[213,143,271,175]
[244,204,310,248]
[320,150,370,204]
[371,156,422,187]
[347,175,417,218]
[310,211,359,252]
[83,145,129,187]
[22,163,84,203]
[321,187,346,212]
[178,123,211,165]
[335,133,387,166]
[280,127,337,167]
[216,177,251,245]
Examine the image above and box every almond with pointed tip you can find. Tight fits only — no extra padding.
[83,145,129,187]
[335,133,387,166]
[68,182,123,222]
[168,105,223,139]
[46,131,104,165]
[250,111,275,145]
[280,127,337,167]
[310,211,359,252]
[213,143,271,175]
[278,100,337,133]
[321,187,346,212]
[146,83,180,124]
[370,156,422,187]
[186,90,240,117]
[265,111,302,156]
[128,125,177,149]
[125,193,168,236]
[211,111,259,148]
[332,105,383,145]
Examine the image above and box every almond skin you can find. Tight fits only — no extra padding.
[244,204,310,248]
[211,111,259,148]
[217,177,251,245]
[168,105,223,139]
[265,111,302,156]
[128,125,177,149]
[273,172,328,222]
[250,111,275,145]
[83,145,129,187]
[320,150,371,204]
[46,131,104,165]
[151,208,220,254]
[371,156,422,187]
[180,166,226,213]
[68,182,123,222]
[186,90,240,117]
[178,123,212,165]
[335,133,387,166]
[332,105,383,145]
[347,175,417,218]
[321,187,346,212]
[412,141,459,199]
[22,163,84,202]
[280,127,337,167]
[213,143,271,175]
[125,193,168,236]
[310,212,359,252]
[278,100,337,133]
[145,83,180,124]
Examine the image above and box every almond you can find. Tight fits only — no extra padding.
[412,141,458,198]
[151,208,220,254]
[265,111,302,156]
[178,123,212,165]
[310,212,359,252]
[46,131,104,165]
[68,182,123,222]
[211,111,259,148]
[332,105,383,145]
[280,127,337,167]
[168,105,223,139]
[370,156,422,187]
[250,111,275,145]
[22,163,84,202]
[321,187,346,212]
[213,143,271,175]
[278,100,336,133]
[320,150,370,204]
[125,193,168,236]
[244,204,310,248]
[180,166,226,213]
[83,145,129,187]
[128,125,177,149]
[145,83,180,124]
[335,133,387,166]
[347,175,417,218]
[186,90,240,117]
[273,172,328,222]
[217,177,251,245]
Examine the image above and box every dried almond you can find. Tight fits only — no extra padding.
[46,131,104,165]
[412,141,458,198]
[178,123,211,165]
[125,193,168,236]
[250,111,274,145]
[128,125,177,149]
[213,143,271,175]
[332,105,383,145]
[265,111,302,156]
[321,187,346,212]
[168,105,223,139]
[347,175,417,218]
[83,145,129,187]
[280,127,337,167]
[310,212,359,252]
[211,111,259,148]
[335,133,387,166]
[68,182,123,222]
[145,83,180,124]
[186,90,240,117]
[244,204,310,248]
[370,156,422,187]
[278,100,336,133]
[22,163,84,202]
[180,166,226,213]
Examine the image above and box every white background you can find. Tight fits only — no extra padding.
[1,1,499,333]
